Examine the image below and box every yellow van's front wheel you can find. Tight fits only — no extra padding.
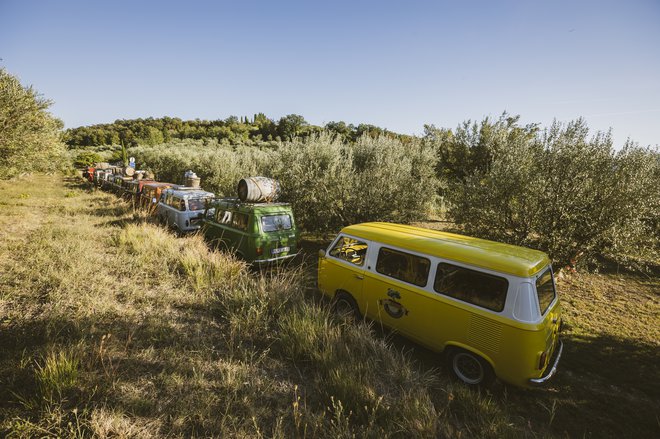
[332,291,361,322]
[446,348,494,387]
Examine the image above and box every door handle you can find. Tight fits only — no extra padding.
[354,274,364,280]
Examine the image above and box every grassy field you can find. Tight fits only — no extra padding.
[0,175,658,438]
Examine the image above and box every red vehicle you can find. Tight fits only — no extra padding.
[140,182,174,213]
[124,178,155,203]
[82,166,95,183]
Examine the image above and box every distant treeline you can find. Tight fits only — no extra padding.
[64,114,411,147]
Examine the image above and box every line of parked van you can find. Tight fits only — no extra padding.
[84,165,300,264]
[82,164,562,389]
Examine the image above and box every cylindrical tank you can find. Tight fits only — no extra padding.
[237,176,281,203]
[184,170,201,188]
[123,166,135,177]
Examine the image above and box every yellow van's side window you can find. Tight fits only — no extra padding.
[434,263,508,311]
[376,247,430,287]
[329,236,368,266]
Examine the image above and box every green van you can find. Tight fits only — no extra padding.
[202,198,300,264]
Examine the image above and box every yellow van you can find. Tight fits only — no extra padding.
[317,222,562,388]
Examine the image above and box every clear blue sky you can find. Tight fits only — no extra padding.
[1,0,658,147]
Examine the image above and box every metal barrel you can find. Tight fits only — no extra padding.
[185,176,201,188]
[237,177,280,202]
[184,170,201,188]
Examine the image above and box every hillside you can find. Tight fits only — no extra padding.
[0,175,658,438]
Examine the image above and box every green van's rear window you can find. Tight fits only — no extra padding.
[261,214,292,232]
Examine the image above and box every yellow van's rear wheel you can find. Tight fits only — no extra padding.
[332,291,361,321]
[446,348,494,386]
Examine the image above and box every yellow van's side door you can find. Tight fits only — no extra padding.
[362,246,434,344]
[319,235,370,309]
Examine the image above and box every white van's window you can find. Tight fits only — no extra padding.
[434,263,508,312]
[536,267,556,315]
[329,236,368,266]
[261,214,292,232]
[188,198,209,211]
[376,247,430,287]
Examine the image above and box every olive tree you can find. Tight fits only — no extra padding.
[446,116,659,269]
[0,69,65,178]
[73,151,102,168]
[271,133,438,233]
[129,139,274,196]
[270,133,355,232]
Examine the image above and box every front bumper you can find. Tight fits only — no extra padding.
[529,339,563,385]
[253,253,298,264]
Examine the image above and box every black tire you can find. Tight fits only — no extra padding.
[445,347,495,387]
[332,291,361,321]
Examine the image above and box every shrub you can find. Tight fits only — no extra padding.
[271,133,439,232]
[131,133,439,233]
[446,116,660,269]
[349,134,438,224]
[72,151,102,168]
[0,69,65,178]
[270,133,354,232]
[129,139,274,197]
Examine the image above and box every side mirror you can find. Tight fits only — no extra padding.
[318,249,326,258]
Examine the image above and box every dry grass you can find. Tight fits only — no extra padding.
[0,175,657,438]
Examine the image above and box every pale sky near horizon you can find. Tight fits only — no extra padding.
[1,0,658,147]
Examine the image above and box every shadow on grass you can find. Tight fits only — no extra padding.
[0,301,251,436]
[539,332,660,438]
[343,314,660,438]
[487,332,660,439]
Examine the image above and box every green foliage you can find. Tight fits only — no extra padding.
[443,115,660,269]
[130,134,438,233]
[271,133,354,231]
[35,350,80,402]
[64,115,409,148]
[274,133,437,231]
[129,139,275,196]
[0,69,65,178]
[277,114,309,140]
[72,151,101,168]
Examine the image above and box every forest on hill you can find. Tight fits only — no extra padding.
[63,114,411,148]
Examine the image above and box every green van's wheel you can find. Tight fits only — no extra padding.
[332,291,361,321]
[446,348,494,387]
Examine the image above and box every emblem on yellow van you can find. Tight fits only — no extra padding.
[379,298,408,319]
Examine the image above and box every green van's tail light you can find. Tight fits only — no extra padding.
[256,247,263,256]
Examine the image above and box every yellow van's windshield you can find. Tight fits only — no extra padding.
[536,267,556,315]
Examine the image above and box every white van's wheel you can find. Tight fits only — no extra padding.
[332,291,361,321]
[446,348,494,386]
